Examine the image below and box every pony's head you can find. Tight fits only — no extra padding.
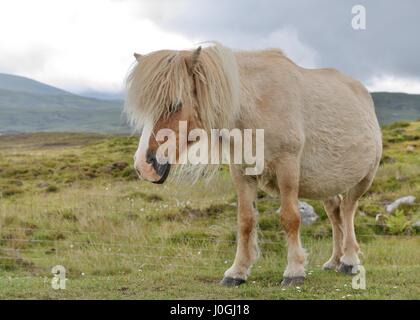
[125,43,240,184]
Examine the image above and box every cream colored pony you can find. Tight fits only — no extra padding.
[125,43,382,286]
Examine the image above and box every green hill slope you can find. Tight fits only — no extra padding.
[1,73,420,133]
[0,89,129,133]
[0,73,71,95]
[0,74,130,133]
[372,92,420,124]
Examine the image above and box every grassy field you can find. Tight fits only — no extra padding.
[0,122,419,299]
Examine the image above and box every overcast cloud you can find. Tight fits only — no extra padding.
[0,0,419,93]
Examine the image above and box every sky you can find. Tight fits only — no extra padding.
[0,0,419,94]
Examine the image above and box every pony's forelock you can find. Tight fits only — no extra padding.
[125,50,193,131]
[124,43,241,131]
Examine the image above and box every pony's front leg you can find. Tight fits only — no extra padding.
[276,158,306,286]
[221,165,259,286]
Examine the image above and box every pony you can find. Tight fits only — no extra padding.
[125,43,382,286]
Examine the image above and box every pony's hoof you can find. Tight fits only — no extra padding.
[322,261,338,270]
[337,263,358,275]
[220,277,246,287]
[281,276,305,286]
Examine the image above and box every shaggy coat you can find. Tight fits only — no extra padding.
[126,43,382,286]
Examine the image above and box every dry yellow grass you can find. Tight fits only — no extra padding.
[0,123,419,299]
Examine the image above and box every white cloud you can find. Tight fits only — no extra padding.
[366,75,420,94]
[1,1,420,95]
[0,0,196,93]
[201,26,318,69]
[251,27,318,68]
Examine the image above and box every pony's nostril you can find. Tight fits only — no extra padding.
[146,150,155,165]
[144,149,169,183]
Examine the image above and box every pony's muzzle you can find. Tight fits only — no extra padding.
[152,162,171,184]
[135,150,171,184]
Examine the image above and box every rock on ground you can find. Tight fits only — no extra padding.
[298,201,319,225]
[385,196,416,214]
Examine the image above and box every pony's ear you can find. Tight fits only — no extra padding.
[187,46,202,71]
[133,52,142,61]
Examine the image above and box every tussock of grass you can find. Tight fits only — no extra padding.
[123,191,164,203]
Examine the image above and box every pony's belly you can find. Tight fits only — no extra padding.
[258,142,379,200]
[258,168,365,200]
[257,169,350,200]
[297,174,356,199]
[298,148,377,199]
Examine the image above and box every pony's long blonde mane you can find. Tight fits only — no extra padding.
[125,43,255,184]
[125,43,241,131]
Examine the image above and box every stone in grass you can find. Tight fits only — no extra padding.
[385,196,416,214]
[359,211,367,217]
[406,145,415,153]
[299,202,319,225]
[277,201,319,225]
[375,213,387,227]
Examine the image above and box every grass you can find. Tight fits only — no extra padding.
[0,122,420,299]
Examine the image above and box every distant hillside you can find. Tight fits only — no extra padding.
[0,73,420,133]
[371,92,420,124]
[79,90,124,101]
[0,73,71,96]
[0,73,130,133]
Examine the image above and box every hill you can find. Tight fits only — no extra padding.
[0,73,130,133]
[1,73,420,133]
[372,92,420,124]
[0,73,71,95]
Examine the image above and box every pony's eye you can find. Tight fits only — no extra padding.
[169,102,182,113]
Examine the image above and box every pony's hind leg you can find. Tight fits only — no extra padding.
[221,165,259,286]
[338,171,376,275]
[322,195,344,270]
